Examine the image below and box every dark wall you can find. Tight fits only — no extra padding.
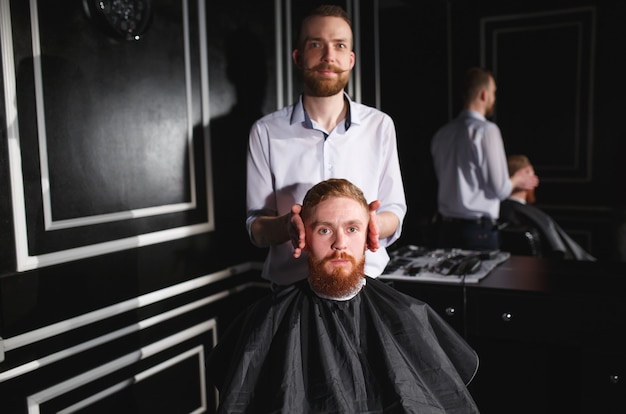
[207,0,276,266]
[379,1,449,246]
[378,0,626,261]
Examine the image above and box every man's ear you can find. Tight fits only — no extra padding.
[479,88,488,102]
[292,49,302,68]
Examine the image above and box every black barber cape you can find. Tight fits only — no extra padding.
[500,198,596,261]
[207,276,480,413]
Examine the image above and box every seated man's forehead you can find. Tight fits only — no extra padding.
[316,196,366,213]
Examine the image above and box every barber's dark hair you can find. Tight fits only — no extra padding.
[462,67,493,106]
[296,4,353,51]
[301,178,368,221]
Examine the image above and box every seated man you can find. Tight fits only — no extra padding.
[207,178,479,413]
[500,154,596,261]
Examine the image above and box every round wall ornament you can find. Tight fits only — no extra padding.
[83,0,153,41]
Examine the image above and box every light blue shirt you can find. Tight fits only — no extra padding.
[246,93,407,285]
[431,109,512,220]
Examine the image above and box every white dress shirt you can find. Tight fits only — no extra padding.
[246,93,407,285]
[431,109,512,220]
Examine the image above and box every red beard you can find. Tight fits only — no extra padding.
[302,63,350,97]
[308,251,365,298]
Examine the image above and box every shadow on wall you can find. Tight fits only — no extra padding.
[210,28,268,265]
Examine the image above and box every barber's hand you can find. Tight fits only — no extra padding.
[367,200,381,252]
[512,166,539,190]
[288,204,305,258]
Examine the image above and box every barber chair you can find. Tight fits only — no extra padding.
[499,224,543,257]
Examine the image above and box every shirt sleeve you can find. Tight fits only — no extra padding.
[245,120,275,244]
[376,115,407,246]
[480,123,512,200]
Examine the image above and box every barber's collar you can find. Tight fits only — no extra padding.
[464,109,486,122]
[291,92,354,131]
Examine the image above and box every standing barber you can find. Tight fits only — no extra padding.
[246,5,406,286]
[431,67,538,250]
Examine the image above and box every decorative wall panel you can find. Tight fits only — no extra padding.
[1,0,213,271]
[481,7,595,182]
[0,264,268,413]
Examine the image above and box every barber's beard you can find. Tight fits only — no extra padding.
[308,252,365,299]
[302,64,350,97]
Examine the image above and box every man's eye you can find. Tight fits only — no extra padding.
[319,228,330,235]
[348,227,358,233]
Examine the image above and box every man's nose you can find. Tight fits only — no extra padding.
[321,45,336,62]
[332,233,346,250]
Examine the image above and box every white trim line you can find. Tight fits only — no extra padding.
[197,0,215,230]
[0,264,265,383]
[17,222,214,271]
[3,262,258,352]
[55,346,206,414]
[27,323,213,414]
[0,0,31,271]
[274,0,283,109]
